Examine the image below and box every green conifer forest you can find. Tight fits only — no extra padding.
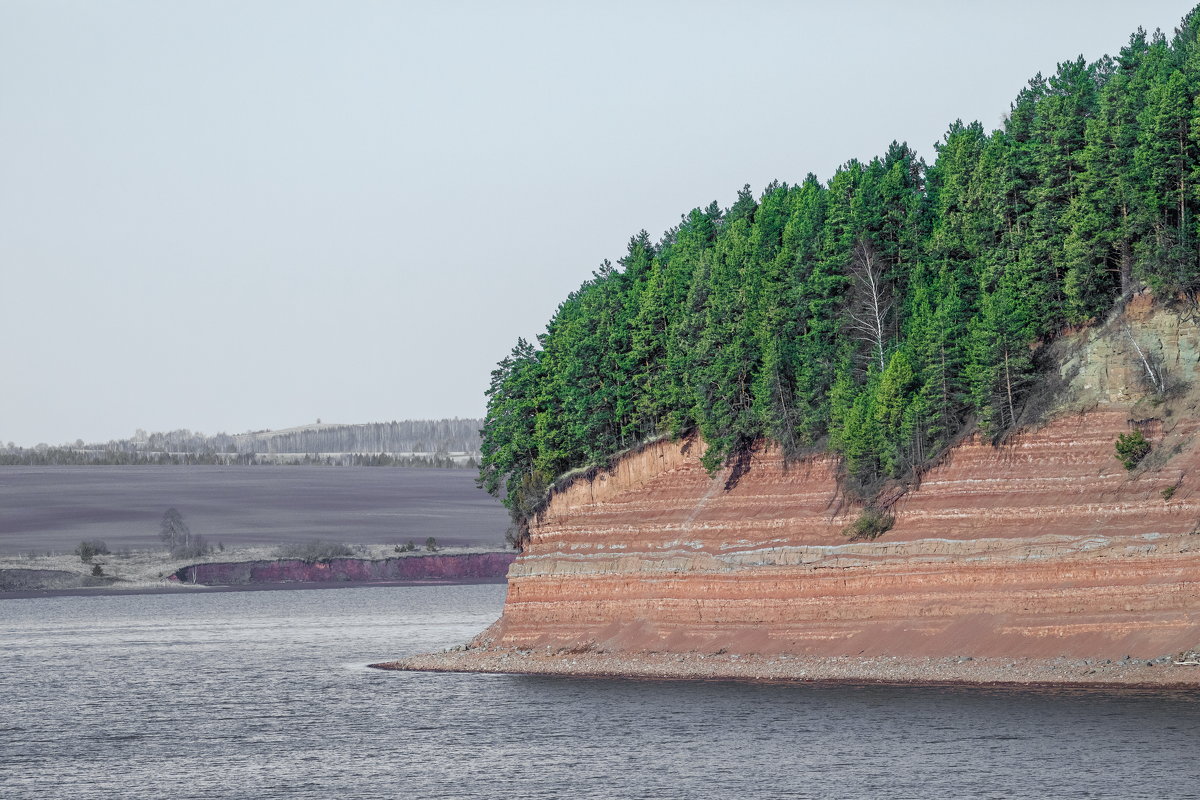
[480,8,1200,540]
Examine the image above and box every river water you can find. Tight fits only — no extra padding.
[2,584,1198,799]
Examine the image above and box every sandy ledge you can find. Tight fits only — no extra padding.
[371,648,1200,689]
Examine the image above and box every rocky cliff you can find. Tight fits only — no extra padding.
[480,299,1200,661]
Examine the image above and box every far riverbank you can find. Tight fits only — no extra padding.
[0,576,507,601]
[0,547,515,598]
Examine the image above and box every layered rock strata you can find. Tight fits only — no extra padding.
[478,303,1200,662]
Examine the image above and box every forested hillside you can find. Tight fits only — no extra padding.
[481,7,1200,534]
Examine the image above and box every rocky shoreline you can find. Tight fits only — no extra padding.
[373,647,1200,689]
[0,546,515,597]
[168,551,515,586]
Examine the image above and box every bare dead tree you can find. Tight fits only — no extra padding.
[1125,325,1165,395]
[847,239,893,371]
[1000,337,1019,429]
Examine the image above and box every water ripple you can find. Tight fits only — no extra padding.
[1,584,1198,799]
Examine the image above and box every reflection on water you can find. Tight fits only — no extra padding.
[2,585,1198,799]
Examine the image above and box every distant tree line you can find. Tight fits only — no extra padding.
[0,448,476,468]
[481,8,1200,539]
[232,419,481,456]
[1,419,483,468]
[0,448,261,466]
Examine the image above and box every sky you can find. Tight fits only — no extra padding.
[1,0,1195,446]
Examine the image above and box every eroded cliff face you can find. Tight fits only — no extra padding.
[484,299,1200,659]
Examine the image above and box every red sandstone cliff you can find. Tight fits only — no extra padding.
[482,299,1200,660]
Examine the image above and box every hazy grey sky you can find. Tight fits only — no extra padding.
[1,0,1193,446]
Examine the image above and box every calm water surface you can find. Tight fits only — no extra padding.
[2,584,1198,799]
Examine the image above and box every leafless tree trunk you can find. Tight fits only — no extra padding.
[1002,344,1017,428]
[1125,325,1165,395]
[1119,218,1132,297]
[847,239,893,372]
[770,361,798,456]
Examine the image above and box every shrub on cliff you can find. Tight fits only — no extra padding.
[273,540,353,562]
[75,539,110,562]
[1115,431,1151,471]
[843,509,894,541]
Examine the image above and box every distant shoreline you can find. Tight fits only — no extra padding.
[0,548,515,598]
[0,576,508,601]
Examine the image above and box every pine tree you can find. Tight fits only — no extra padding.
[477,5,1200,533]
